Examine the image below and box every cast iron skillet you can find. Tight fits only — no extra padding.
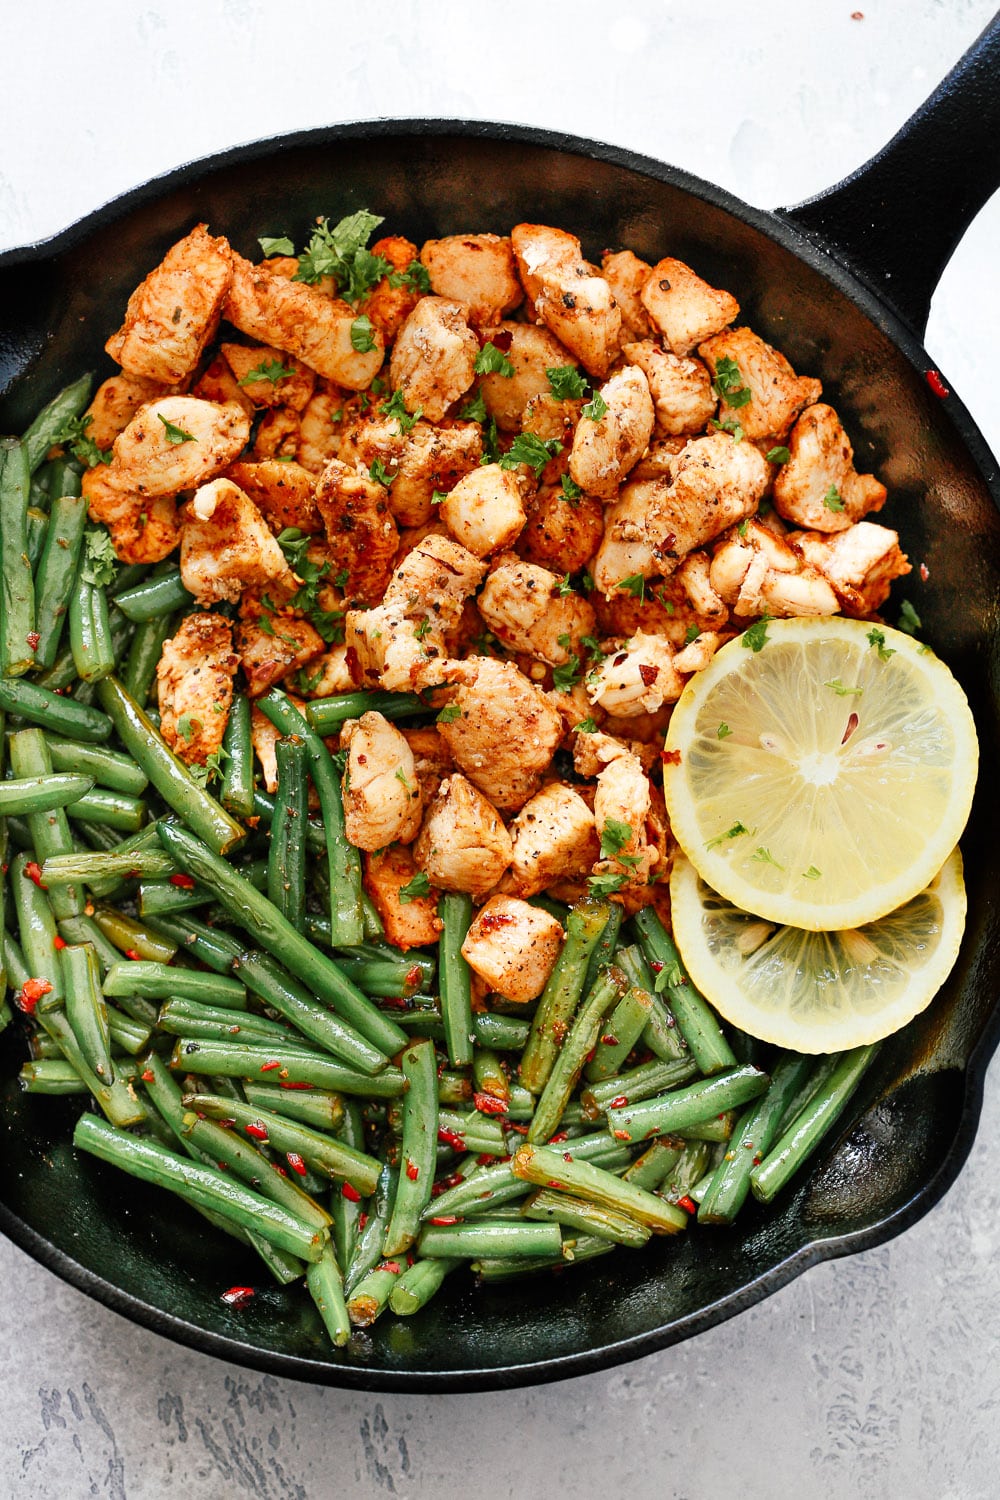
[0,20,998,1393]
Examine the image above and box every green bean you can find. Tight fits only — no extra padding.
[473,1047,510,1109]
[664,1141,713,1204]
[106,1005,152,1055]
[65,786,147,832]
[9,728,82,918]
[268,736,307,932]
[98,677,245,856]
[306,1244,351,1346]
[2,929,31,994]
[0,439,36,677]
[582,901,623,994]
[615,943,689,1062]
[438,892,473,1068]
[156,821,403,1058]
[19,1058,93,1094]
[0,677,112,740]
[32,492,87,669]
[698,1054,814,1224]
[437,1108,508,1157]
[421,1141,635,1225]
[775,1055,841,1136]
[0,773,93,816]
[40,845,172,887]
[632,907,736,1075]
[521,899,611,1094]
[621,1137,685,1192]
[472,1234,614,1280]
[56,914,123,973]
[62,942,114,1082]
[305,691,427,736]
[169,1037,405,1096]
[750,1045,880,1203]
[418,1218,563,1259]
[522,1189,650,1248]
[184,1092,381,1195]
[344,1163,397,1295]
[26,507,48,571]
[584,984,654,1083]
[177,1113,332,1236]
[329,1101,366,1270]
[43,735,149,797]
[347,1265,399,1326]
[581,1054,700,1119]
[121,611,174,705]
[528,969,624,1144]
[332,956,431,999]
[139,858,267,916]
[109,988,159,1028]
[213,693,252,823]
[107,563,151,599]
[243,1081,345,1133]
[38,1008,146,1126]
[92,908,177,963]
[605,1064,770,1144]
[104,960,246,1006]
[20,374,92,474]
[11,853,65,1006]
[252,788,326,851]
[383,1039,438,1256]
[68,577,116,682]
[113,568,193,622]
[472,1012,531,1052]
[161,1013,297,1050]
[46,456,83,505]
[512,1143,687,1235]
[388,1256,458,1316]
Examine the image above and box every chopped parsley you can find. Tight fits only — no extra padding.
[706,821,750,850]
[867,627,895,660]
[460,391,489,423]
[824,678,863,697]
[80,527,119,589]
[350,315,377,353]
[560,475,583,504]
[53,413,111,468]
[176,713,200,743]
[546,365,588,400]
[380,389,422,434]
[575,717,598,734]
[683,624,701,645]
[654,961,684,993]
[711,355,752,408]
[737,519,750,538]
[436,704,462,724]
[369,458,398,487]
[897,599,922,637]
[752,846,784,869]
[238,358,296,387]
[158,414,196,445]
[399,871,431,903]
[552,650,582,691]
[293,210,389,300]
[258,235,296,257]
[581,390,608,422]
[395,767,414,791]
[499,433,562,476]
[823,484,845,513]
[766,446,791,465]
[803,866,822,880]
[580,635,606,666]
[600,818,634,860]
[617,574,646,603]
[588,871,627,897]
[388,259,432,294]
[710,415,745,443]
[717,722,732,739]
[556,574,575,597]
[275,528,345,643]
[741,616,772,653]
[413,618,432,641]
[475,343,515,378]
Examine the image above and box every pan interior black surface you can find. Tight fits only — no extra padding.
[0,119,998,1390]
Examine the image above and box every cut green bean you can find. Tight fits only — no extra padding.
[38,1008,145,1126]
[252,787,326,851]
[329,1100,366,1270]
[750,1045,880,1204]
[605,1064,771,1144]
[65,786,147,832]
[521,899,610,1094]
[472,1234,613,1280]
[344,1163,397,1295]
[622,1137,685,1192]
[473,1047,509,1108]
[21,374,92,474]
[439,891,473,1068]
[104,960,246,1006]
[436,1108,508,1157]
[242,1081,345,1133]
[388,1256,458,1316]
[522,1189,650,1248]
[383,1038,438,1256]
[138,858,267,916]
[581,1054,700,1118]
[218,691,255,820]
[68,576,116,682]
[418,1218,564,1259]
[9,728,82,918]
[56,914,123,973]
[584,983,655,1083]
[347,1265,399,1326]
[62,942,114,1083]
[306,1243,351,1346]
[121,611,176,706]
[113,568,193,622]
[32,491,87,669]
[92,909,177,963]
[305,691,427,736]
[44,735,149,796]
[632,907,736,1075]
[169,1038,404,1096]
[615,943,689,1062]
[0,438,37,677]
[528,968,624,1144]
[0,677,112,740]
[664,1141,713,1204]
[0,773,94,816]
[183,1093,381,1195]
[268,735,308,932]
[512,1143,688,1234]
[40,845,173,886]
[472,1012,531,1052]
[106,1005,152,1055]
[26,507,48,570]
[582,901,623,994]
[11,851,65,1006]
[698,1054,815,1224]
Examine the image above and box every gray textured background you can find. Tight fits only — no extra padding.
[2,2,999,1496]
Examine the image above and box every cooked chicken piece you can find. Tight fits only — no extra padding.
[220,343,316,412]
[356,236,424,345]
[82,467,180,565]
[590,735,659,889]
[592,433,770,594]
[225,460,321,535]
[298,645,357,698]
[313,458,398,606]
[601,250,655,340]
[568,365,655,500]
[629,436,691,480]
[419,234,524,324]
[546,680,599,738]
[156,612,238,766]
[108,396,249,500]
[510,223,622,377]
[180,478,290,605]
[478,559,596,666]
[710,517,841,618]
[253,406,301,461]
[507,783,599,897]
[699,328,822,443]
[586,632,684,716]
[296,392,347,472]
[640,256,739,356]
[439,464,526,557]
[618,781,675,918]
[460,895,564,1003]
[517,481,604,576]
[521,393,583,450]
[225,251,384,389]
[790,522,911,616]
[84,373,171,450]
[621,341,716,437]
[346,605,440,692]
[601,710,672,753]
[401,727,454,805]
[383,532,487,630]
[250,703,282,792]
[436,657,564,811]
[340,413,482,528]
[772,403,887,533]
[340,712,423,850]
[363,844,442,950]
[106,225,233,384]
[672,630,727,675]
[191,355,255,417]
[235,612,326,698]
[675,551,730,626]
[413,773,514,899]
[479,322,578,433]
[388,296,479,421]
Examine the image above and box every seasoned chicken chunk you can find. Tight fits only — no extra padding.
[640,256,739,356]
[402,727,454,805]
[225,251,384,389]
[675,550,730,626]
[156,612,238,766]
[298,645,357,698]
[82,467,180,565]
[84,373,171,450]
[413,774,514,899]
[621,341,716,437]
[346,605,439,692]
[592,433,770,593]
[590,736,659,889]
[109,396,249,499]
[253,406,301,461]
[383,532,486,631]
[510,223,622,377]
[791,522,911,616]
[479,322,578,432]
[711,517,840,618]
[220,343,316,411]
[568,364,655,500]
[772,403,887,532]
[419,234,524,324]
[518,481,604,575]
[180,478,290,605]
[191,355,255,417]
[226,460,321,535]
[477,559,596,665]
[508,783,599,897]
[439,464,526,557]
[313,458,398,606]
[601,250,655,340]
[106,224,232,384]
[341,712,423,850]
[364,844,442,950]
[699,328,822,443]
[235,612,326,698]
[250,703,282,792]
[340,413,482,528]
[460,896,564,1003]
[389,296,479,421]
[586,632,684,717]
[297,392,346,473]
[436,657,563,812]
[356,236,424,346]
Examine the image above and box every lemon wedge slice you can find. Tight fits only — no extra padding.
[662,616,978,930]
[669,848,966,1052]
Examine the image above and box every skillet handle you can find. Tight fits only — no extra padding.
[778,13,1000,339]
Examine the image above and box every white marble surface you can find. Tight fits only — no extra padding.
[2,2,999,1495]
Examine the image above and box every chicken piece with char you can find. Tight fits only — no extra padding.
[297,392,346,473]
[340,413,482,528]
[82,468,180,565]
[388,296,479,421]
[460,896,564,1003]
[156,612,238,766]
[640,256,739,356]
[588,734,659,890]
[568,364,655,500]
[356,236,424,346]
[107,396,250,500]
[364,844,442,950]
[235,611,326,698]
[699,328,823,444]
[84,373,172,450]
[772,403,887,532]
[586,632,684,717]
[439,464,526,558]
[419,234,524,325]
[341,711,423,850]
[226,460,322,535]
[517,480,604,576]
[711,517,841,618]
[790,522,911,616]
[478,322,578,432]
[191,356,255,417]
[220,343,316,411]
[510,223,622,378]
[507,783,600,897]
[477,558,596,666]
[621,340,717,437]
[402,727,454,805]
[106,224,233,385]
[436,657,564,812]
[313,458,399,606]
[180,478,290,605]
[601,250,655,340]
[413,773,513,899]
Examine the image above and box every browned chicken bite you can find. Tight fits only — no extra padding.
[436,657,563,812]
[106,224,233,384]
[699,328,822,444]
[313,458,399,605]
[180,478,290,605]
[419,234,524,324]
[341,711,423,849]
[389,296,479,421]
[772,403,887,532]
[156,612,238,765]
[460,895,564,1002]
[507,783,599,897]
[640,256,739,356]
[413,773,514,898]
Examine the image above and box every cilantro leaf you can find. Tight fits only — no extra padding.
[711,355,752,408]
[710,415,745,442]
[399,871,431,904]
[766,446,791,465]
[581,390,608,422]
[499,434,562,476]
[897,599,922,636]
[717,722,732,739]
[158,414,196,445]
[80,527,119,589]
[293,209,387,299]
[276,527,312,570]
[552,653,581,692]
[546,365,588,400]
[350,315,377,353]
[588,871,627,897]
[560,475,583,504]
[600,818,634,859]
[823,484,845,513]
[460,391,488,423]
[683,624,701,644]
[259,235,296,257]
[557,575,575,597]
[741,616,772,653]
[575,717,598,734]
[867,627,895,660]
[475,342,515,378]
[238,358,296,387]
[436,704,462,724]
[53,413,111,469]
[705,821,750,850]
[617,574,646,603]
[388,259,432,294]
[369,458,397,487]
[380,389,421,434]
[176,713,201,743]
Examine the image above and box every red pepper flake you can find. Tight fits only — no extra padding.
[380,995,409,1010]
[661,748,681,766]
[405,1159,420,1181]
[476,1151,498,1164]
[925,369,949,398]
[406,1252,415,1267]
[650,960,664,973]
[220,1286,255,1308]
[473,1091,507,1116]
[550,1131,568,1144]
[611,1094,628,1108]
[600,1034,619,1047]
[169,872,197,889]
[404,964,422,989]
[920,562,930,583]
[358,1211,368,1229]
[26,631,41,650]
[24,861,47,890]
[52,934,67,950]
[676,1195,697,1214]
[752,1155,762,1166]
[437,1127,466,1149]
[124,949,142,961]
[546,1179,562,1189]
[638,663,659,687]
[244,1121,269,1142]
[286,1151,307,1176]
[429,1215,459,1226]
[341,1181,362,1202]
[563,1152,573,1163]
[141,1069,155,1083]
[279,1081,313,1090]
[259,1059,281,1072]
[850,8,864,18]
[613,1129,631,1141]
[381,1260,401,1275]
[16,977,53,1014]
[274,1165,288,1177]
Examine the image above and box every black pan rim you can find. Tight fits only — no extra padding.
[1,114,998,1393]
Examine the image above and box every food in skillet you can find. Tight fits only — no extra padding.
[0,209,975,1341]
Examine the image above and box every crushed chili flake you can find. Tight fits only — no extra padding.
[661,748,681,766]
[473,1091,507,1115]
[279,1080,313,1090]
[26,631,41,650]
[358,1211,369,1229]
[611,1094,629,1108]
[381,1260,401,1275]
[429,1215,459,1226]
[170,872,197,889]
[405,1159,420,1181]
[141,1069,155,1083]
[259,1059,281,1072]
[920,562,930,582]
[676,1195,697,1214]
[124,949,143,961]
[650,960,664,973]
[613,1129,631,1141]
[220,1286,255,1308]
[244,1121,269,1141]
[341,1181,362,1202]
[286,1151,307,1176]
[404,964,422,989]
[926,370,949,397]
[547,1179,562,1189]
[600,1034,619,1047]
[23,861,47,890]
[437,1127,466,1149]
[17,977,53,1014]
[550,1131,568,1144]
[52,935,67,950]
[563,1152,573,1163]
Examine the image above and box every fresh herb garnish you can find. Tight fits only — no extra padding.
[239,358,296,387]
[399,871,431,903]
[388,259,432,295]
[436,704,462,724]
[588,871,628,897]
[53,413,111,468]
[683,624,701,645]
[741,616,772,653]
[867,627,895,660]
[475,343,515,378]
[499,434,562,476]
[600,818,634,860]
[823,484,845,513]
[575,717,598,734]
[158,414,196,445]
[350,315,377,353]
[80,527,119,589]
[258,235,296,257]
[369,458,398,487]
[766,446,791,465]
[717,722,732,739]
[380,389,421,434]
[752,846,784,869]
[897,599,922,637]
[293,210,388,299]
[546,365,588,400]
[825,678,863,697]
[581,390,608,422]
[460,391,488,423]
[706,821,750,850]
[711,355,752,408]
[560,475,583,504]
[617,574,646,603]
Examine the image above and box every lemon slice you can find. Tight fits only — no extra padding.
[662,616,978,930]
[669,848,966,1052]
